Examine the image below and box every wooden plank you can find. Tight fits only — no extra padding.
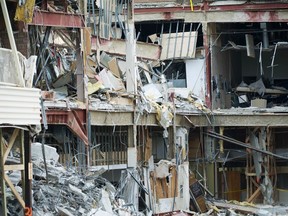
[0,128,7,216]
[144,129,152,162]
[155,178,165,199]
[247,187,261,203]
[108,58,121,78]
[226,171,241,201]
[3,128,19,163]
[4,164,24,171]
[4,173,25,208]
[169,166,177,198]
[210,200,259,214]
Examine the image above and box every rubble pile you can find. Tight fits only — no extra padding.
[3,145,143,216]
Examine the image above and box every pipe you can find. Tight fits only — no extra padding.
[203,131,288,160]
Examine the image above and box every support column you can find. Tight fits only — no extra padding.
[24,130,32,215]
[126,0,137,168]
[76,30,85,102]
[202,23,211,108]
[0,129,7,215]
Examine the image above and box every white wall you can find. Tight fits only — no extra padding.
[185,59,206,101]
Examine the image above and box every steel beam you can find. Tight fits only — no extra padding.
[45,109,88,145]
[29,10,85,28]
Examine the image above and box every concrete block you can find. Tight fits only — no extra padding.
[251,98,267,108]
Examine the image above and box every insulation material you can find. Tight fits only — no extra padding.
[160,32,198,60]
[88,81,104,95]
[14,0,35,23]
[155,104,173,129]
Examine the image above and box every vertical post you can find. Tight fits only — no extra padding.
[20,130,26,214]
[0,129,7,216]
[125,0,138,210]
[76,31,85,102]
[126,0,137,168]
[202,23,211,108]
[0,0,25,87]
[24,130,32,214]
[125,0,137,94]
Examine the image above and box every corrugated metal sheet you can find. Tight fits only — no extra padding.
[0,86,41,125]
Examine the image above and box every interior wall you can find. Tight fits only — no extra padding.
[211,44,231,109]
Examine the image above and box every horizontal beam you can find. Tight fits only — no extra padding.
[4,164,24,171]
[134,6,288,23]
[134,4,288,14]
[91,37,161,60]
[90,110,288,127]
[29,10,85,28]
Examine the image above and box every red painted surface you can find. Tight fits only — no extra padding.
[245,11,279,22]
[44,109,88,145]
[134,3,288,14]
[30,10,85,28]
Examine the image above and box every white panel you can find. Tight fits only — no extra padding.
[185,59,206,101]
[0,86,41,125]
[127,147,137,168]
[0,48,25,86]
[160,32,197,60]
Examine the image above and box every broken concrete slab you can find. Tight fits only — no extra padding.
[92,37,161,61]
[31,142,59,162]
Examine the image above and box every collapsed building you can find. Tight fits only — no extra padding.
[2,0,288,215]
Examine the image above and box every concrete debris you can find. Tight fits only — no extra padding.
[31,142,60,163]
[2,153,144,216]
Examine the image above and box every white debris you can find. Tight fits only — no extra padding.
[31,142,59,162]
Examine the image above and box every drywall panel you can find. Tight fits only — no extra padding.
[185,59,205,101]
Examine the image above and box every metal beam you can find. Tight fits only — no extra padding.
[45,109,88,145]
[29,10,85,28]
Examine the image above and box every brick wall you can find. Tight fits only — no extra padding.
[0,30,29,58]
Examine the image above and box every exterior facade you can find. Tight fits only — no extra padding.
[2,0,288,214]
